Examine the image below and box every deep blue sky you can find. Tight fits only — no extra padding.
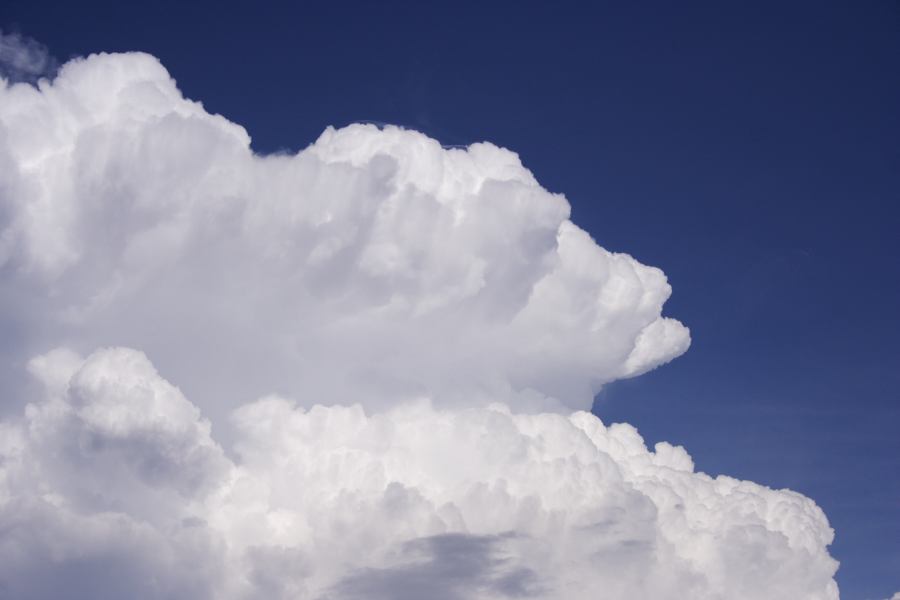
[3,1,898,597]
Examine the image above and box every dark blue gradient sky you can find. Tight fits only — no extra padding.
[3,1,898,597]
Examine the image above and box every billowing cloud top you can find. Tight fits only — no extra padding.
[0,52,838,599]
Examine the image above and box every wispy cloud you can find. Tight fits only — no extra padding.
[0,30,56,83]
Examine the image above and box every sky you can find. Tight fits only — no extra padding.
[0,1,898,599]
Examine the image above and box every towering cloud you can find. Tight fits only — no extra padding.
[0,52,838,598]
[0,51,688,416]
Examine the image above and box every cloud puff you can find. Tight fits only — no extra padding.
[0,51,838,598]
[0,347,838,599]
[0,30,56,84]
[0,51,687,417]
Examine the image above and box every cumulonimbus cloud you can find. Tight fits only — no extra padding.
[0,52,838,598]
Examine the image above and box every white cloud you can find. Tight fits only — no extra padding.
[0,51,687,417]
[0,51,838,598]
[0,347,837,599]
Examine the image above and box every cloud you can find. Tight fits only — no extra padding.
[0,30,56,84]
[0,51,687,419]
[0,50,838,598]
[0,347,837,599]
[328,533,541,600]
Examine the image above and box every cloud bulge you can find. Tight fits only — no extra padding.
[0,51,837,598]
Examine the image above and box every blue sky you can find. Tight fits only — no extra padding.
[2,1,898,597]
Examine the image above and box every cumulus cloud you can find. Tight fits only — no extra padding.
[0,50,838,598]
[0,347,837,599]
[0,51,688,417]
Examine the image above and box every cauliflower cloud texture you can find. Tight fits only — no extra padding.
[0,52,837,598]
